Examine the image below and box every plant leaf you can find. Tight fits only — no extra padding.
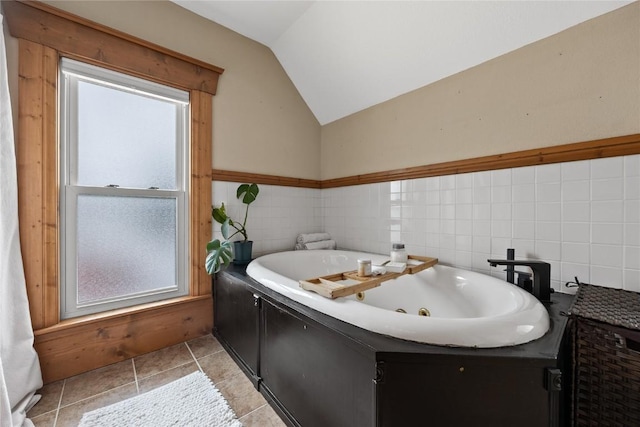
[206,239,221,252]
[221,218,231,239]
[237,183,259,205]
[205,251,217,274]
[212,203,228,225]
[205,239,233,274]
[221,250,233,264]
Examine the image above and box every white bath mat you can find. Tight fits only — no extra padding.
[78,371,242,427]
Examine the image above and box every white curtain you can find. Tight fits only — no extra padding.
[0,13,43,427]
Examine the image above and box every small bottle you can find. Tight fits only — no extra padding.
[390,243,408,263]
[357,259,372,277]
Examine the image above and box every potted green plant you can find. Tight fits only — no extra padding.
[205,183,260,274]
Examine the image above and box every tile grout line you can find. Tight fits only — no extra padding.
[57,381,137,410]
[52,379,66,427]
[132,358,139,394]
[238,403,269,421]
[184,341,204,373]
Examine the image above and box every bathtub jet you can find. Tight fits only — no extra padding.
[246,250,550,348]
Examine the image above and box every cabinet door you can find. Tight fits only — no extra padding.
[214,274,260,378]
[376,358,551,427]
[261,300,375,427]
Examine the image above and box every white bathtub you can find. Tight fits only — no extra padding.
[246,250,550,348]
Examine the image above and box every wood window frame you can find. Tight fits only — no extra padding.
[4,0,223,382]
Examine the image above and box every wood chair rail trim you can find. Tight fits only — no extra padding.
[213,134,640,189]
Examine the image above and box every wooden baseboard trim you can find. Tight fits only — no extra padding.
[213,134,640,189]
[35,295,213,383]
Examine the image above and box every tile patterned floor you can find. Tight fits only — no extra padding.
[27,334,286,427]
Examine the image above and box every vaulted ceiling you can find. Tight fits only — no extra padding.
[172,1,633,125]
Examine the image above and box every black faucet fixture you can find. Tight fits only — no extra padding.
[487,258,552,303]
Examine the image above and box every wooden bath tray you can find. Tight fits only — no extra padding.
[299,255,438,299]
[404,255,439,274]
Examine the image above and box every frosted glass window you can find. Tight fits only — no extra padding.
[76,196,177,305]
[77,81,178,189]
[60,58,189,319]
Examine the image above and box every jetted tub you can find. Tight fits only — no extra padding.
[246,250,550,347]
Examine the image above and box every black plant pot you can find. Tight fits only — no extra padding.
[233,240,253,265]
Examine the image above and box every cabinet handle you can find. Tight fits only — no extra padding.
[374,361,385,385]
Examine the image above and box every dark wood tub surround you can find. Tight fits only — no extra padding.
[213,133,640,189]
[215,264,573,427]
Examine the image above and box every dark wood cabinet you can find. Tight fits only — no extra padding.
[260,300,375,427]
[214,266,572,427]
[376,356,560,426]
[213,272,260,385]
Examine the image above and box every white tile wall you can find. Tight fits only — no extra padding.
[323,154,640,294]
[212,154,640,294]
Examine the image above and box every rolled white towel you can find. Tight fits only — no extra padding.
[296,232,331,245]
[302,240,336,250]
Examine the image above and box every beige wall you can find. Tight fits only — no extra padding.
[9,0,321,180]
[5,2,639,182]
[321,2,640,180]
